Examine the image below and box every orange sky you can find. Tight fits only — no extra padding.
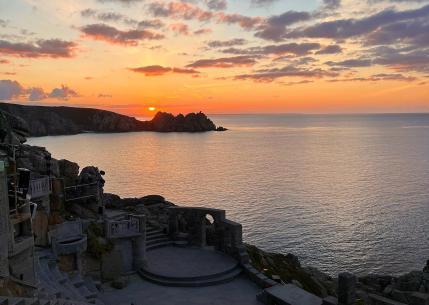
[0,0,428,116]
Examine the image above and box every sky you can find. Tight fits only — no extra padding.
[0,0,428,116]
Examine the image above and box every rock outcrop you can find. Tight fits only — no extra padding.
[0,103,226,136]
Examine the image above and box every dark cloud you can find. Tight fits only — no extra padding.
[80,9,139,26]
[205,0,227,10]
[255,11,311,41]
[323,0,341,10]
[326,58,372,67]
[286,4,429,40]
[365,19,429,47]
[187,55,257,68]
[316,45,342,55]
[0,39,77,58]
[207,39,247,48]
[371,47,429,73]
[81,24,164,45]
[129,65,200,76]
[137,19,164,29]
[0,59,10,64]
[234,65,338,82]
[222,42,321,57]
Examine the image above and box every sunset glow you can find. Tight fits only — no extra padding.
[0,0,428,115]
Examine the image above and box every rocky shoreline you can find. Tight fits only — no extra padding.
[0,103,227,137]
[1,107,428,305]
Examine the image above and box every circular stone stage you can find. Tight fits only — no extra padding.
[140,246,242,287]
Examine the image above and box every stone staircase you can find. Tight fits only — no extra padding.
[138,264,242,287]
[145,224,174,251]
[34,251,104,305]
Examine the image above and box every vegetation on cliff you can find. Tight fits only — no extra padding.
[246,244,336,297]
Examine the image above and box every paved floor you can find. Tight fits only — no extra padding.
[145,246,237,278]
[101,274,263,305]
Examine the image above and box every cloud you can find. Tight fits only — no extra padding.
[137,19,164,29]
[282,80,314,86]
[194,28,212,35]
[169,23,190,35]
[316,45,342,55]
[0,59,10,64]
[187,56,258,68]
[149,1,213,21]
[97,0,144,4]
[27,87,48,101]
[49,85,79,100]
[221,42,321,57]
[205,0,227,10]
[327,73,417,82]
[80,9,140,26]
[251,0,279,5]
[286,4,429,40]
[234,65,338,82]
[81,23,164,45]
[129,65,200,76]
[326,58,372,67]
[0,80,79,101]
[0,39,77,58]
[255,11,311,41]
[207,39,247,48]
[148,1,263,29]
[98,93,113,98]
[0,80,25,100]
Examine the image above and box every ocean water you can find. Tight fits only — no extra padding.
[28,114,429,276]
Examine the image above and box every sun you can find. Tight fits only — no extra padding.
[148,106,156,112]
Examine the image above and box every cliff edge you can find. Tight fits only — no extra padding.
[0,103,226,137]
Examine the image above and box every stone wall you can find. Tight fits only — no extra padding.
[168,207,247,262]
[0,166,9,277]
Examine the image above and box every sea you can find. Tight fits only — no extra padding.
[27,114,429,276]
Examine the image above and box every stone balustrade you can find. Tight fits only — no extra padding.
[28,176,50,199]
[105,216,141,239]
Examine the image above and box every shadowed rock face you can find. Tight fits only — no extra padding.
[0,103,225,137]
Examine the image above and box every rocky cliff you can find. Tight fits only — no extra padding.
[0,103,226,137]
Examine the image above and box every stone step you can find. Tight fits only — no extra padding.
[146,232,166,241]
[146,229,163,236]
[146,237,170,246]
[138,266,242,287]
[140,264,241,282]
[146,240,174,251]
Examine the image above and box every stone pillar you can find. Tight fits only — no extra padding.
[0,163,9,277]
[132,214,146,269]
[338,272,356,305]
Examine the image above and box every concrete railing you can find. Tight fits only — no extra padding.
[28,176,50,199]
[105,216,141,239]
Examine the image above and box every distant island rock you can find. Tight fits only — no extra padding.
[0,103,227,137]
